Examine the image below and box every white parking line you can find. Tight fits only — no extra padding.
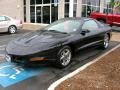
[48,44,120,90]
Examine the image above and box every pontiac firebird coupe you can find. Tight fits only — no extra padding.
[6,18,112,68]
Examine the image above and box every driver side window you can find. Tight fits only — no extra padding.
[82,20,99,31]
[0,16,6,22]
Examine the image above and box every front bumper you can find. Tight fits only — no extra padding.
[6,48,58,64]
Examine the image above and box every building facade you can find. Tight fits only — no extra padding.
[0,0,24,20]
[0,0,118,24]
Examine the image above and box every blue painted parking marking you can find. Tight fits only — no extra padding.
[0,62,45,87]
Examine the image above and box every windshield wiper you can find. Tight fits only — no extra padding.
[48,30,67,34]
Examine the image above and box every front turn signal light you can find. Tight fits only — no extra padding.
[30,57,47,61]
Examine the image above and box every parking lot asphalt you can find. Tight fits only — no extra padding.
[0,30,29,46]
[0,30,119,90]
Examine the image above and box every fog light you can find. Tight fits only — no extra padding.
[5,55,11,62]
[30,57,47,61]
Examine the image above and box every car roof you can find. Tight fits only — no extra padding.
[0,15,9,17]
[0,15,13,19]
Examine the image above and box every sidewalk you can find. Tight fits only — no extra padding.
[111,32,120,42]
[56,32,120,90]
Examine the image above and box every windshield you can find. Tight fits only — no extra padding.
[43,19,81,33]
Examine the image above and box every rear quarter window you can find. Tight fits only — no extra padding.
[5,16,10,21]
[96,20,105,27]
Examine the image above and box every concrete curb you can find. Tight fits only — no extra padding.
[22,23,48,31]
[112,30,120,32]
[48,44,120,90]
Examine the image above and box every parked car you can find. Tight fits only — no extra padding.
[0,15,22,34]
[90,12,120,26]
[6,18,112,68]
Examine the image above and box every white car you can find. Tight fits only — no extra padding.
[0,15,22,34]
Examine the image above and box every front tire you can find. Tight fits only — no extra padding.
[100,34,110,49]
[8,25,17,34]
[56,46,72,68]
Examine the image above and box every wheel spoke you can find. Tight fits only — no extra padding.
[9,26,16,34]
[104,34,109,48]
[60,49,71,66]
[60,55,65,60]
[65,50,70,56]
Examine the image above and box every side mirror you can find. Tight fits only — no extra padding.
[81,29,90,35]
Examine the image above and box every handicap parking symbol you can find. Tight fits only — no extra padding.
[0,62,45,87]
[0,65,24,80]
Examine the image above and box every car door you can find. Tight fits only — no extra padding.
[112,14,120,26]
[77,20,102,49]
[0,16,9,32]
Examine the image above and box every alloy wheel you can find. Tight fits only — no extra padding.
[104,34,109,49]
[60,48,72,66]
[9,26,16,34]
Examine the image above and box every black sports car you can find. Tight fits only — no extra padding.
[6,18,112,68]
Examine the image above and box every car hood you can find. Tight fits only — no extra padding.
[15,31,67,46]
[6,30,70,55]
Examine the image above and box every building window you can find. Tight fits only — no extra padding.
[65,0,69,3]
[24,0,26,5]
[43,0,50,4]
[24,7,26,22]
[52,0,59,3]
[43,6,50,24]
[30,6,35,23]
[36,6,41,23]
[27,0,58,24]
[51,4,58,22]
[82,0,87,4]
[73,0,77,17]
[30,0,35,5]
[36,0,42,4]
[24,0,26,22]
[51,0,59,22]
[103,0,114,14]
[65,0,69,17]
[82,0,100,17]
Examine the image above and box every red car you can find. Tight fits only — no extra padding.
[90,12,120,26]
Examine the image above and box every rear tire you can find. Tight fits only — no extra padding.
[8,25,17,34]
[100,34,110,49]
[55,46,72,68]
